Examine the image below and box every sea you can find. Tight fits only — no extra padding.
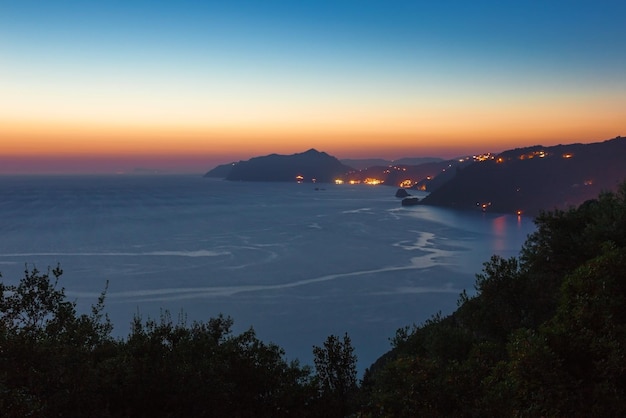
[0,175,536,372]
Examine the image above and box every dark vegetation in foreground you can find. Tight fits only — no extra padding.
[2,182,626,417]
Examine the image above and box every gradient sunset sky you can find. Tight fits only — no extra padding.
[2,1,625,174]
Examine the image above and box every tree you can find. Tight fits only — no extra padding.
[312,333,358,417]
[543,245,626,416]
[0,266,317,417]
[0,265,113,417]
[112,312,317,417]
[360,181,626,416]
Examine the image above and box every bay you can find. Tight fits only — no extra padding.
[0,175,536,371]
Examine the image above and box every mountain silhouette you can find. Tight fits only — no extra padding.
[205,149,354,183]
[419,137,626,215]
[203,137,626,216]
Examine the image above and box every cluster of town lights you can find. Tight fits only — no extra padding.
[473,153,495,162]
[333,178,383,185]
[519,150,547,160]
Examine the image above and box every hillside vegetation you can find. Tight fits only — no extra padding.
[2,182,626,416]
[361,181,626,416]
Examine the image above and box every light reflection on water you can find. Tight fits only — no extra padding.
[398,204,535,270]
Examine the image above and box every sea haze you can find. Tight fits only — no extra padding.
[0,175,535,371]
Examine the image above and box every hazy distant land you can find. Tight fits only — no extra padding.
[205,136,626,216]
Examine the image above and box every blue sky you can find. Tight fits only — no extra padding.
[1,0,625,173]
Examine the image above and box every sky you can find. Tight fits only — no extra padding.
[1,0,625,174]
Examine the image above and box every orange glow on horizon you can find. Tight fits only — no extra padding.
[3,114,623,159]
[1,90,624,174]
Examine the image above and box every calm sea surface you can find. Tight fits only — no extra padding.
[0,175,536,371]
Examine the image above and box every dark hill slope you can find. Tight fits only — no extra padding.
[420,137,626,215]
[223,149,354,183]
[362,181,626,416]
[204,162,238,178]
[340,157,442,170]
[354,159,471,188]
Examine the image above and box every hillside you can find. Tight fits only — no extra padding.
[338,159,471,187]
[215,149,354,183]
[203,150,463,187]
[203,162,237,178]
[360,181,626,417]
[339,157,443,170]
[202,137,626,216]
[419,136,626,215]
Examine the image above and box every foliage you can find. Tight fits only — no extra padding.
[361,180,626,417]
[0,266,320,417]
[0,266,113,416]
[312,333,358,417]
